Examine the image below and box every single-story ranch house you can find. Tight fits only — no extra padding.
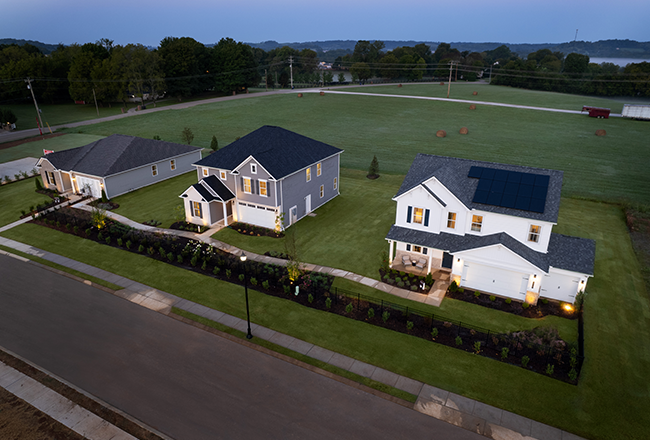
[180,126,343,230]
[386,153,595,305]
[37,134,201,199]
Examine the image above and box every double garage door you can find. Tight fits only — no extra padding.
[462,262,527,299]
[75,176,102,198]
[238,203,276,230]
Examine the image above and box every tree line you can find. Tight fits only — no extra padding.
[1,38,649,108]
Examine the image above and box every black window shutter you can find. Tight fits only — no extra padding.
[424,209,430,227]
[240,177,244,190]
[406,206,412,223]
[198,203,203,219]
[255,179,259,194]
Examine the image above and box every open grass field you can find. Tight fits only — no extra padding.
[0,134,103,164]
[53,86,650,204]
[343,82,649,112]
[0,178,51,228]
[1,194,647,439]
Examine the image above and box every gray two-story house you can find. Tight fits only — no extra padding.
[180,126,343,230]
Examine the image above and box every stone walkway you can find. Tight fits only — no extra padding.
[0,237,584,440]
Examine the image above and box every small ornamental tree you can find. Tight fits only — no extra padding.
[181,127,194,145]
[368,155,379,178]
[210,135,219,152]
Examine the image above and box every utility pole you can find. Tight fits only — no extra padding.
[447,62,455,98]
[25,77,44,132]
[265,69,268,92]
[489,61,499,84]
[289,56,294,89]
[92,88,99,116]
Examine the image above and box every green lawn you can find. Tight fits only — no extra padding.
[1,196,648,439]
[0,134,104,164]
[343,82,642,113]
[212,168,402,278]
[111,171,197,228]
[0,178,51,227]
[52,90,650,204]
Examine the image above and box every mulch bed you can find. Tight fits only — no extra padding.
[230,222,283,238]
[0,133,66,149]
[445,288,578,320]
[88,200,120,210]
[170,221,201,232]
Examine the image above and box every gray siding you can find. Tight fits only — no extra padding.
[280,154,340,226]
[104,150,201,198]
[235,158,278,207]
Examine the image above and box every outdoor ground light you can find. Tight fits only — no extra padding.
[240,252,253,339]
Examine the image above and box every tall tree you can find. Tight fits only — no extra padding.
[211,38,260,94]
[158,37,211,99]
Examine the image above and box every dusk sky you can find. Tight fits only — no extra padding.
[4,0,649,47]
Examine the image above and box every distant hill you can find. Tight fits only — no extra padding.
[0,38,60,54]
[247,39,650,60]
[3,37,649,60]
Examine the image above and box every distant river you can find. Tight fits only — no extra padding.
[590,57,650,66]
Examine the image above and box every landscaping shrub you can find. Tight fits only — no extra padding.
[117,238,123,247]
[97,232,103,241]
[431,328,438,340]
[250,277,258,286]
[521,355,530,368]
[177,254,183,264]
[262,280,270,290]
[455,336,463,346]
[474,291,481,298]
[501,347,509,360]
[148,247,155,256]
[201,260,207,271]
[546,364,555,375]
[238,274,245,282]
[505,298,512,304]
[382,311,390,323]
[522,302,530,309]
[568,368,578,381]
[368,308,375,319]
[308,293,314,304]
[325,297,332,309]
[489,295,496,301]
[406,321,414,331]
[105,237,111,245]
[473,341,482,354]
[283,285,290,295]
[345,303,353,314]
[167,252,174,262]
[138,244,144,253]
[213,266,220,275]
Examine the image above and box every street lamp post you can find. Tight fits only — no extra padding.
[240,252,253,339]
[489,61,499,84]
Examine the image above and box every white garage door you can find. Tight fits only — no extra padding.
[462,262,527,299]
[541,273,579,302]
[76,176,102,198]
[238,203,276,229]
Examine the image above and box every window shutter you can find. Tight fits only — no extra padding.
[406,244,411,251]
[255,179,259,195]
[424,209,430,227]
[240,177,244,190]
[406,206,412,223]
[198,203,203,219]
[423,248,428,255]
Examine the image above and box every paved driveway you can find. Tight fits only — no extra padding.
[0,254,482,440]
[0,157,39,179]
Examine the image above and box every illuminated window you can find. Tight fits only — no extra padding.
[259,180,268,197]
[471,215,483,232]
[306,168,311,182]
[170,160,176,171]
[529,225,541,243]
[220,170,227,180]
[447,212,456,229]
[192,201,202,218]
[243,177,252,194]
[46,171,56,186]
[152,165,158,176]
[414,245,422,253]
[317,163,322,176]
[413,207,424,224]
[202,168,208,177]
[333,177,337,190]
[320,185,324,198]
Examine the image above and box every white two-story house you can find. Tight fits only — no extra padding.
[385,154,595,305]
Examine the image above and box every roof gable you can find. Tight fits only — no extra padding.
[42,134,200,177]
[194,126,343,180]
[395,154,563,223]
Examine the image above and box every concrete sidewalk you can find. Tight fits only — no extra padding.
[0,359,137,440]
[0,237,584,440]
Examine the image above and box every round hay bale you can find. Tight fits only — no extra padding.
[459,127,469,135]
[472,91,478,95]
[436,130,446,138]
[469,104,476,110]
[398,84,402,87]
[440,82,444,85]
[319,91,324,96]
[595,129,606,136]
[297,93,303,98]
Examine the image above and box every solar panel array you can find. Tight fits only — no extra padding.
[467,166,549,213]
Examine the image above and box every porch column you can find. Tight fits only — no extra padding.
[222,201,228,226]
[388,240,395,267]
[427,254,432,274]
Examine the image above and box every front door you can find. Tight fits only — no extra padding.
[305,194,311,214]
[290,206,297,225]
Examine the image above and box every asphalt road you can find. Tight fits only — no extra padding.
[0,254,483,440]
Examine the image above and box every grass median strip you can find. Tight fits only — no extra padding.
[171,307,417,404]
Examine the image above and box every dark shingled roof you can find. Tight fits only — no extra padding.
[42,134,200,177]
[194,126,343,180]
[394,154,564,223]
[193,175,235,202]
[386,226,595,275]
